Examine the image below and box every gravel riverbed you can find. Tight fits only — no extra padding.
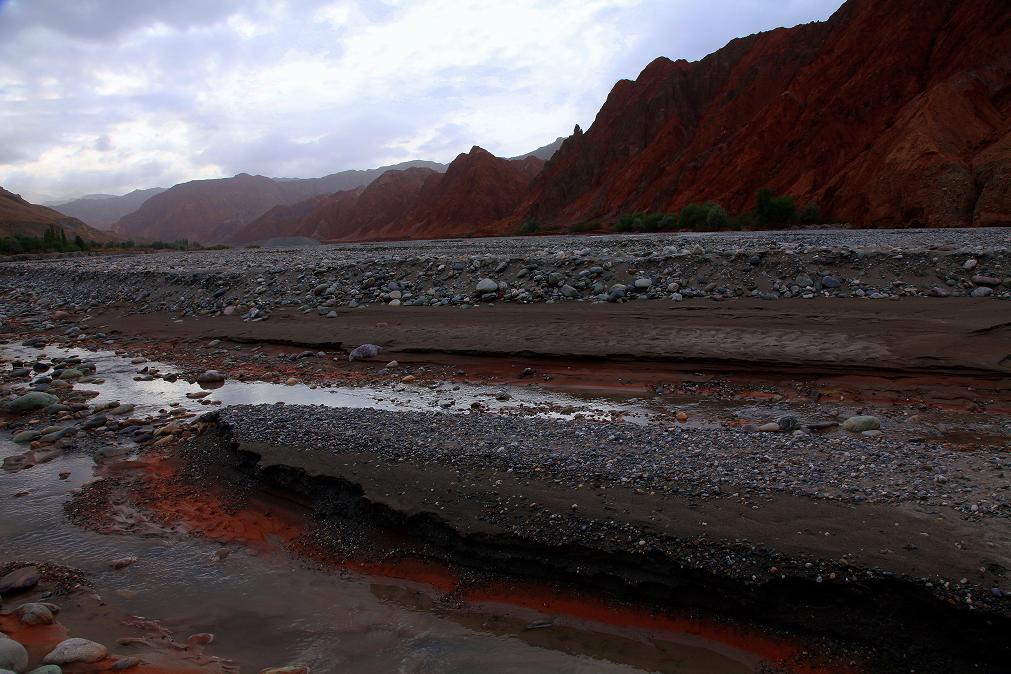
[0,228,1007,321]
[220,404,1010,517]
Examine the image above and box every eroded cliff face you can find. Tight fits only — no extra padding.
[402,147,543,239]
[518,0,1010,229]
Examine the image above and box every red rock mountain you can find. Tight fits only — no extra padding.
[120,0,1011,243]
[517,0,1011,228]
[0,186,115,243]
[403,147,543,239]
[233,148,544,242]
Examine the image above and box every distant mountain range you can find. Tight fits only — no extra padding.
[50,188,167,230]
[13,0,1010,245]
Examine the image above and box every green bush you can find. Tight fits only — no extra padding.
[705,204,728,230]
[611,211,680,233]
[659,214,679,230]
[613,214,641,233]
[755,188,797,225]
[799,202,820,224]
[0,237,23,254]
[569,221,600,233]
[0,226,94,254]
[679,203,709,231]
[518,219,540,235]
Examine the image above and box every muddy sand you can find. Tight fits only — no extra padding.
[86,297,1010,377]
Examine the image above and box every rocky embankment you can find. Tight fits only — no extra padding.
[0,229,1006,321]
[214,403,1011,672]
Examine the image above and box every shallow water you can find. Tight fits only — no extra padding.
[0,343,780,673]
[1,443,766,672]
[3,343,654,425]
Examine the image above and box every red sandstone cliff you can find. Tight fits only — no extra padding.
[518,0,1010,228]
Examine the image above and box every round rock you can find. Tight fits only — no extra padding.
[9,392,58,414]
[0,566,40,594]
[16,602,56,625]
[777,416,801,432]
[348,343,382,362]
[475,278,498,293]
[196,370,226,384]
[841,415,881,432]
[43,638,108,665]
[0,637,29,673]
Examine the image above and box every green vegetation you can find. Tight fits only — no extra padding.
[612,203,729,234]
[799,202,820,225]
[705,203,728,229]
[518,218,541,235]
[149,239,195,250]
[605,189,820,235]
[755,187,797,225]
[0,225,100,254]
[0,228,216,256]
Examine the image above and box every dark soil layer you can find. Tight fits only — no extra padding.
[200,410,1011,674]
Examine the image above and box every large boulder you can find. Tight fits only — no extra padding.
[43,638,108,665]
[842,415,881,432]
[475,278,498,293]
[348,344,382,362]
[0,566,39,594]
[196,370,226,384]
[8,392,58,414]
[0,636,29,673]
[16,602,58,625]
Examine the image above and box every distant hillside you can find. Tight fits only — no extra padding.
[273,160,447,200]
[112,160,449,243]
[0,186,115,243]
[51,187,166,229]
[509,137,565,161]
[233,147,544,243]
[113,173,295,243]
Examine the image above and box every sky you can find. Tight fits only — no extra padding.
[0,0,843,203]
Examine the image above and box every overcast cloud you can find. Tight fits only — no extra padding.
[0,0,842,202]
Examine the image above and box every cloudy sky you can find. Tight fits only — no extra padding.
[0,0,842,202]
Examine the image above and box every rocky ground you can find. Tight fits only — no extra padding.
[0,229,1009,673]
[0,561,239,673]
[0,229,1007,321]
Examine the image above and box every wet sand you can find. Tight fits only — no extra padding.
[86,298,1010,377]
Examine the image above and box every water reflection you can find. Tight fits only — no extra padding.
[3,343,652,424]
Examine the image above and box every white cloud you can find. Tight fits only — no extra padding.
[0,0,843,201]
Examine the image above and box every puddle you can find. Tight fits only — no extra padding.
[2,343,653,425]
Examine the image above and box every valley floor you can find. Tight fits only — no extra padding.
[0,230,1008,673]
